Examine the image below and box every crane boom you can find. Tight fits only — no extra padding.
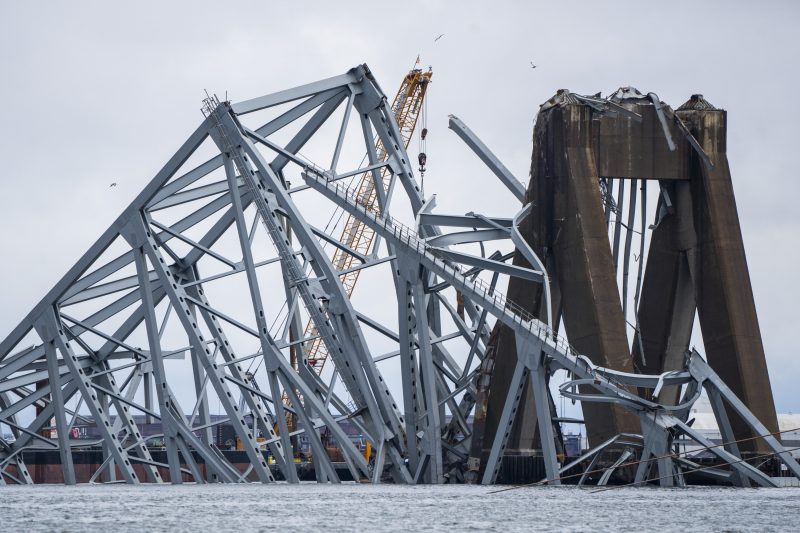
[303,66,432,373]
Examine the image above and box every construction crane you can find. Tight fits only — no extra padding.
[301,64,432,375]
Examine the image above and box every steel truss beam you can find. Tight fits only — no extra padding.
[1,66,796,490]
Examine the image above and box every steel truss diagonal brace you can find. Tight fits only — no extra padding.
[42,310,142,483]
[130,212,276,483]
[211,104,410,474]
[396,251,444,483]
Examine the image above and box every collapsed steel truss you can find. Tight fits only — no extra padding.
[1,65,798,486]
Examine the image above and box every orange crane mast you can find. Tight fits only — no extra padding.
[302,66,432,374]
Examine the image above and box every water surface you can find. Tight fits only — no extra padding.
[0,483,797,531]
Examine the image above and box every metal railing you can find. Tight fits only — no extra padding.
[313,175,581,359]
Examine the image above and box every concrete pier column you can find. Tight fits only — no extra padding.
[678,96,779,452]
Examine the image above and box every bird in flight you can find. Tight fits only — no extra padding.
[434,33,444,42]
[530,61,537,69]
[109,182,117,188]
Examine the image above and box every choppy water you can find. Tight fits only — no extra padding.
[0,483,797,531]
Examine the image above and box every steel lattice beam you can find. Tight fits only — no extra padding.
[0,67,796,489]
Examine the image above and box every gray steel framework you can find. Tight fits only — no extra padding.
[0,65,797,486]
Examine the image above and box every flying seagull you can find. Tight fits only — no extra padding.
[434,33,444,42]
[530,61,537,69]
[109,182,117,187]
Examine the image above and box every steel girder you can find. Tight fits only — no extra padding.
[0,66,797,488]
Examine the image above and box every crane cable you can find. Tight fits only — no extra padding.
[418,82,428,197]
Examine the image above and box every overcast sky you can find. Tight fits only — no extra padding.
[1,0,799,412]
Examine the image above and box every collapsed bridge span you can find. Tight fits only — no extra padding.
[0,67,795,487]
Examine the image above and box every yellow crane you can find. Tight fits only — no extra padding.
[302,64,432,374]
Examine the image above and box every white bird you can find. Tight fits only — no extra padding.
[434,33,444,42]
[530,61,537,69]
[109,182,117,187]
